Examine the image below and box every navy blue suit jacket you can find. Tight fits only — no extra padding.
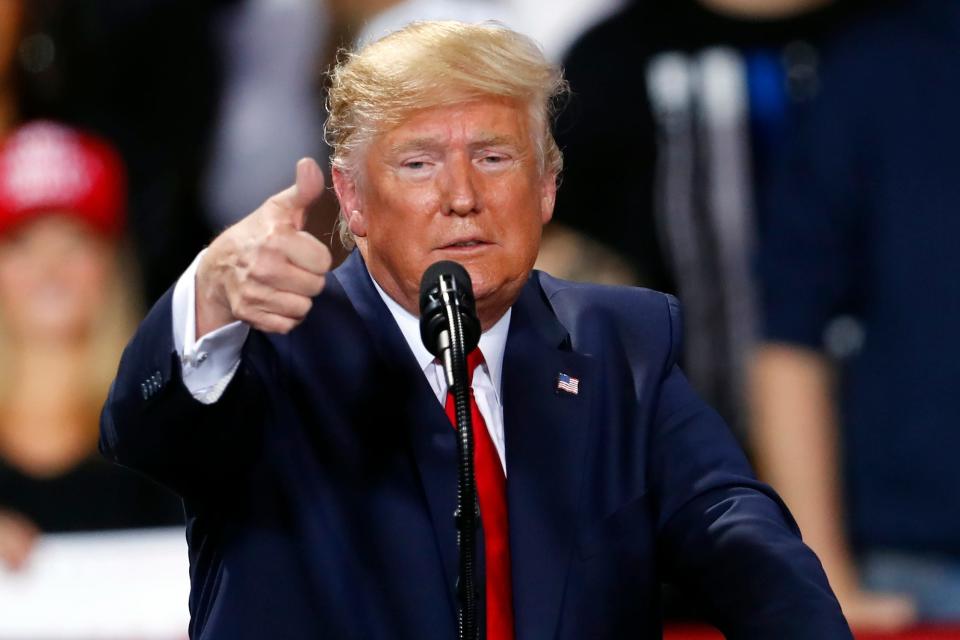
[101,251,850,639]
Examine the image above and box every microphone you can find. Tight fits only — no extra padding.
[419,260,481,386]
[418,260,482,640]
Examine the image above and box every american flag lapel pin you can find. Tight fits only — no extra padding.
[556,372,580,396]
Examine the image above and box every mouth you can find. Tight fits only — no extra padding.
[439,238,491,251]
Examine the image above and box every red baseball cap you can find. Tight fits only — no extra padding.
[0,120,126,238]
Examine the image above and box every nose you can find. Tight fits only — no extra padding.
[442,153,480,216]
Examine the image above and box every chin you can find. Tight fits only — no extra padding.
[464,268,500,301]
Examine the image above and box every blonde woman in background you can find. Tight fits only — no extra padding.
[0,121,182,570]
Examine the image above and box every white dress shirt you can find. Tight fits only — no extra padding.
[171,252,511,472]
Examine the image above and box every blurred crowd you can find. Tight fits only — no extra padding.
[1,0,958,635]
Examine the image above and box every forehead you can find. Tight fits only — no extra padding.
[376,97,533,152]
[1,212,98,245]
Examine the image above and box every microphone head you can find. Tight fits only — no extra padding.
[419,260,481,357]
[419,260,471,305]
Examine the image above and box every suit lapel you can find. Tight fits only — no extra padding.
[503,276,596,640]
[334,252,461,614]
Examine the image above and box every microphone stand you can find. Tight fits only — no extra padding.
[439,277,480,640]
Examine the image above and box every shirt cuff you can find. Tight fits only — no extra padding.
[172,250,249,404]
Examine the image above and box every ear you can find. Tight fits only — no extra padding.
[539,173,557,225]
[332,167,368,237]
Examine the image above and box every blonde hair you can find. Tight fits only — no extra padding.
[326,21,568,249]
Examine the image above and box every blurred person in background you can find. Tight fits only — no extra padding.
[751,0,960,630]
[0,121,182,571]
[551,0,873,443]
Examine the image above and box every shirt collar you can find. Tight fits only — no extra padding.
[370,274,511,400]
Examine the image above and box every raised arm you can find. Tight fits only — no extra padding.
[99,159,331,497]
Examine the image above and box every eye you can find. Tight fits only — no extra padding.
[478,153,511,167]
[399,157,436,176]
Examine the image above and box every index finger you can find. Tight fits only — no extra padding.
[283,229,333,276]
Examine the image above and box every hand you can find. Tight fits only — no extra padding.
[0,509,38,571]
[196,158,332,336]
[837,587,917,632]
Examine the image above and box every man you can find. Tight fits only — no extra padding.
[101,21,850,639]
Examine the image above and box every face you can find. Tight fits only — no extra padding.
[334,97,556,328]
[0,215,113,342]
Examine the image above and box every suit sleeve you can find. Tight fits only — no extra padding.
[99,286,269,499]
[650,295,851,639]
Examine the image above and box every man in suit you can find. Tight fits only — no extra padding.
[100,21,850,639]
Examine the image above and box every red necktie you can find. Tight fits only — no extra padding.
[444,349,515,640]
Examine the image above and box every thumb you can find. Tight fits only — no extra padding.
[277,158,325,229]
[292,157,325,208]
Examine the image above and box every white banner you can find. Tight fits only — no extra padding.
[0,527,189,639]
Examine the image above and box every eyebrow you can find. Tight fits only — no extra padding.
[469,135,519,150]
[390,137,445,155]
